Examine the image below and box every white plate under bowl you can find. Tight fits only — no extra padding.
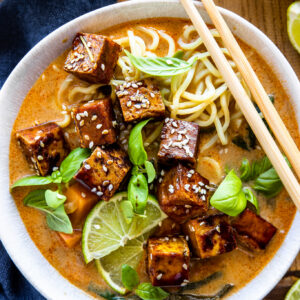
[0,1,299,299]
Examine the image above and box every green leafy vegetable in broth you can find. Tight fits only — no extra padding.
[243,187,259,213]
[45,189,66,209]
[135,283,169,300]
[121,264,140,291]
[24,189,72,234]
[125,50,196,77]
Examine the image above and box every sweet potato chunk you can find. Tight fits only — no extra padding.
[72,99,117,148]
[74,146,131,201]
[16,122,69,176]
[158,118,199,165]
[116,79,165,122]
[182,214,237,259]
[232,208,277,250]
[64,183,98,226]
[64,33,122,83]
[154,218,181,237]
[157,164,209,223]
[58,230,82,248]
[148,237,190,286]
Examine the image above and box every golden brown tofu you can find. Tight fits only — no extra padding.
[64,33,122,83]
[148,237,190,286]
[72,99,117,148]
[16,122,69,176]
[158,118,199,166]
[157,164,209,223]
[64,183,98,226]
[232,208,277,250]
[116,79,165,122]
[154,218,182,237]
[74,146,131,201]
[57,229,82,248]
[182,214,237,259]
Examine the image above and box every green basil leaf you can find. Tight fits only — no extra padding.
[210,170,247,216]
[128,173,148,214]
[24,189,72,234]
[45,189,66,209]
[120,201,134,224]
[60,148,91,183]
[11,175,53,189]
[243,187,259,213]
[144,161,156,183]
[173,50,185,59]
[121,264,140,291]
[135,283,169,300]
[51,170,62,183]
[128,119,151,166]
[125,50,196,77]
[46,204,73,234]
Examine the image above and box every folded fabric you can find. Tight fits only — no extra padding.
[0,0,116,298]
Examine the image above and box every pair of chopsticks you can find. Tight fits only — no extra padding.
[180,0,300,209]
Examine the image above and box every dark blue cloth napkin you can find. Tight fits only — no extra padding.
[0,0,116,299]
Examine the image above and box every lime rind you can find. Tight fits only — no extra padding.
[287,1,300,53]
[285,278,300,300]
[82,192,167,263]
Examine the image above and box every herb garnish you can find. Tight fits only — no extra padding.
[11,148,91,233]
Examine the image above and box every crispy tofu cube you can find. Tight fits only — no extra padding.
[154,218,181,237]
[158,118,199,165]
[16,122,69,176]
[148,237,190,286]
[64,33,122,83]
[74,146,131,201]
[72,99,117,148]
[232,208,277,250]
[64,183,98,226]
[58,230,82,248]
[157,164,209,223]
[182,214,237,259]
[116,79,165,122]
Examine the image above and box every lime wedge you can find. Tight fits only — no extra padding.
[287,1,300,53]
[95,234,147,295]
[285,279,300,300]
[82,192,167,263]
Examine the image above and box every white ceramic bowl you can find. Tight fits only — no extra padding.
[0,1,299,299]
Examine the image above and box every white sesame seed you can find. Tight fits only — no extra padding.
[102,129,108,135]
[81,192,86,198]
[112,120,117,127]
[52,167,58,171]
[160,170,165,176]
[132,83,138,88]
[64,132,69,139]
[172,121,178,128]
[35,136,41,140]
[85,164,91,170]
[182,263,188,270]
[172,223,175,229]
[216,225,221,233]
[97,151,101,158]
[89,141,94,149]
[184,184,190,192]
[103,165,108,172]
[150,92,155,98]
[201,195,206,200]
[91,115,97,121]
[84,135,90,140]
[126,101,132,107]
[37,155,43,161]
[80,120,85,126]
[156,273,163,280]
[40,141,45,147]
[83,111,88,117]
[76,114,81,121]
[165,118,170,123]
[168,184,174,194]
[96,124,102,129]
[185,235,189,241]
[187,173,192,178]
[158,178,163,183]
[97,191,103,197]
[103,180,110,186]
[158,221,162,227]
[108,184,114,191]
[200,221,205,226]
[101,64,105,71]
[91,187,97,192]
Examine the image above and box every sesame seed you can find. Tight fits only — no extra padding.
[64,132,69,139]
[83,111,88,117]
[35,136,41,140]
[216,225,221,233]
[187,173,192,178]
[76,114,81,121]
[108,184,114,191]
[89,141,94,149]
[37,155,43,161]
[80,120,85,126]
[168,184,174,194]
[182,263,188,270]
[91,187,97,192]
[186,209,190,214]
[158,221,162,227]
[132,83,138,88]
[97,151,102,158]
[184,184,190,191]
[103,180,110,186]
[170,128,175,134]
[150,92,155,98]
[112,120,117,127]
[160,170,165,176]
[158,178,163,183]
[103,165,108,172]
[91,115,97,121]
[185,205,192,208]
[96,124,102,129]
[199,182,204,186]
[40,141,44,147]
[172,121,178,128]
[81,192,86,198]
[201,195,206,200]
[156,273,163,280]
[101,64,105,71]
[172,223,175,229]
[84,135,90,140]
[102,129,109,135]
[85,164,91,170]
[52,167,58,171]
[126,101,132,107]
[200,221,205,226]
[97,191,103,197]
[165,118,170,123]
[185,235,189,241]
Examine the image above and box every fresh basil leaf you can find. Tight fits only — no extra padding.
[125,50,196,77]
[24,189,72,234]
[243,187,259,213]
[45,189,66,209]
[144,161,156,183]
[11,175,53,189]
[60,148,91,183]
[128,119,151,166]
[135,283,169,300]
[173,50,185,59]
[51,170,62,183]
[46,204,72,234]
[128,173,148,214]
[210,170,247,216]
[121,264,140,291]
[120,201,134,224]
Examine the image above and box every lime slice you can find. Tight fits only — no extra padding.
[95,234,147,295]
[287,1,300,53]
[285,279,300,300]
[82,192,167,263]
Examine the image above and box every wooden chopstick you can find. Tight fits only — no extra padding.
[201,0,300,179]
[180,0,300,210]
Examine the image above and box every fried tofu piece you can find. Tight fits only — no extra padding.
[16,122,69,176]
[64,33,122,83]
[158,118,199,165]
[64,183,98,226]
[182,214,237,259]
[58,230,82,248]
[74,146,131,201]
[72,99,117,148]
[157,164,209,223]
[116,79,165,122]
[232,208,277,250]
[154,218,181,237]
[148,237,190,286]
